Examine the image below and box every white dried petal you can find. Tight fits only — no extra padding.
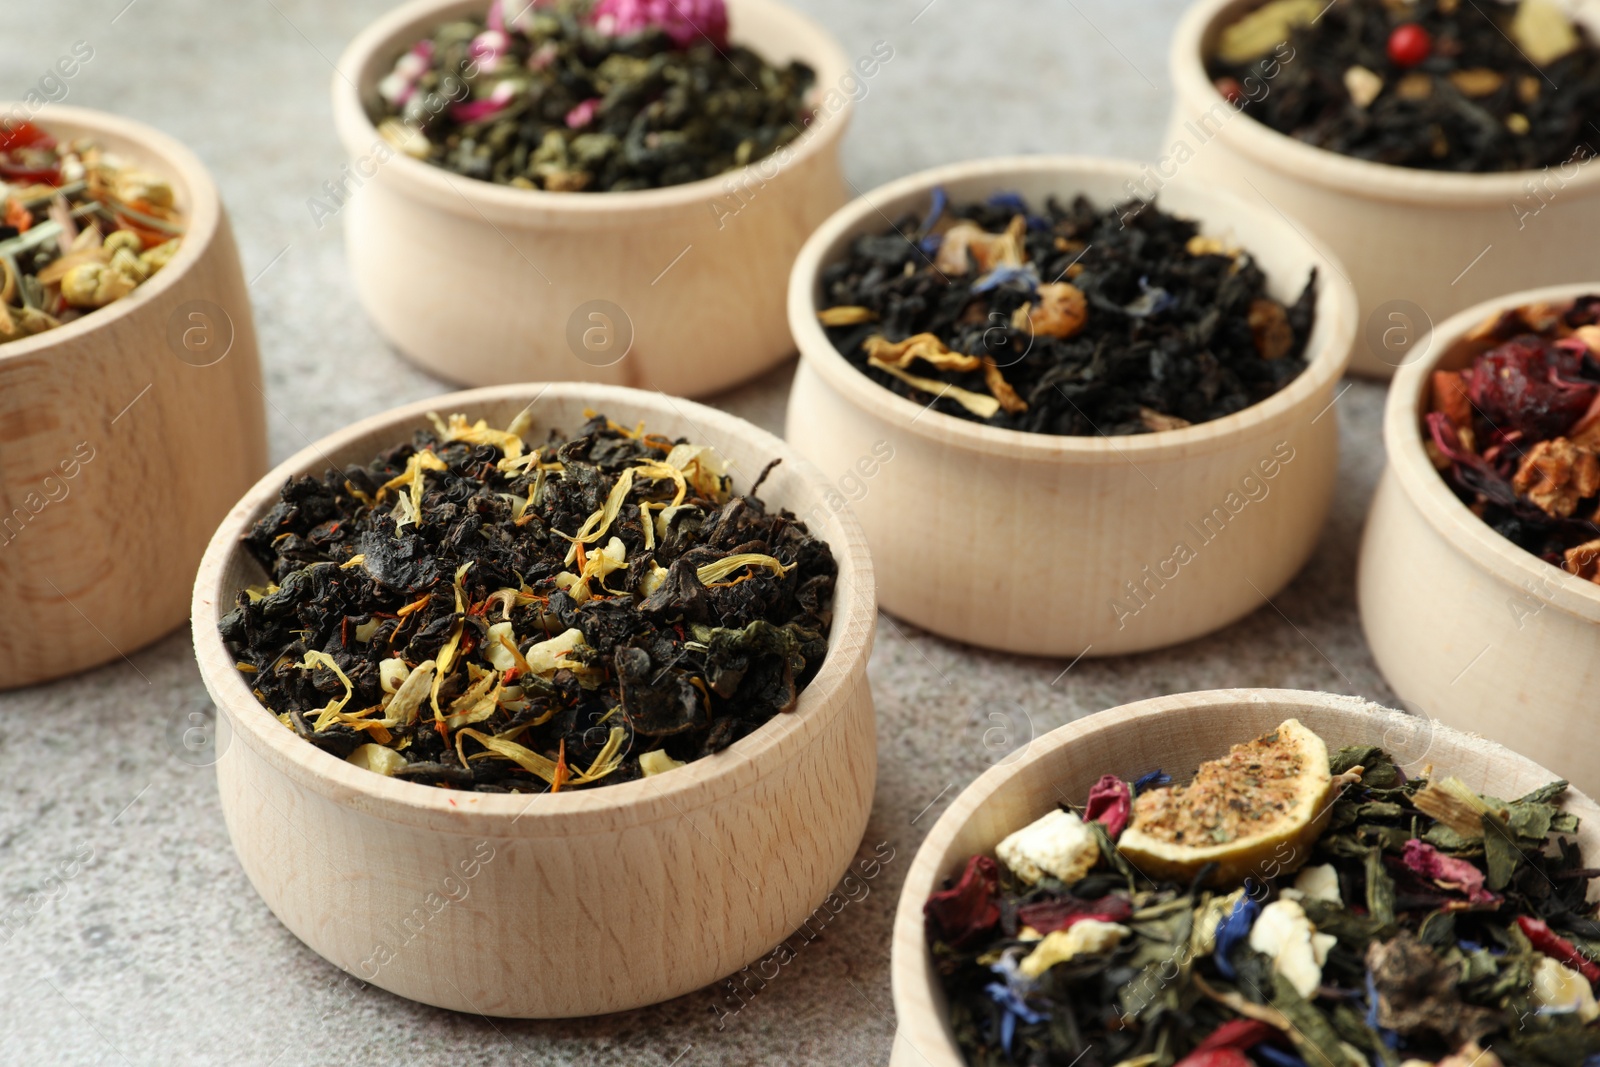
[995,808,1100,886]
[1248,899,1329,998]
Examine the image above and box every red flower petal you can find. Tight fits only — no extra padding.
[1085,774,1132,839]
[1192,1019,1280,1052]
[1016,894,1132,935]
[1518,915,1600,984]
[924,855,1000,949]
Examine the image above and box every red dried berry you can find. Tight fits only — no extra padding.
[1214,76,1245,105]
[1469,336,1595,441]
[1387,23,1432,67]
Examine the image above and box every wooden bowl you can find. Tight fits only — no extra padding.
[887,687,1600,1066]
[0,104,265,690]
[331,0,852,397]
[1166,0,1600,379]
[784,156,1356,658]
[190,383,877,1017]
[1358,282,1600,797]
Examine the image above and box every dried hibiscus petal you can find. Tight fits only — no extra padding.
[924,855,1000,948]
[1084,774,1132,838]
[1015,893,1133,935]
[1176,1018,1283,1065]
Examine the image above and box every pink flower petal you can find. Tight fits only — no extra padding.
[589,0,729,49]
[1400,839,1498,906]
[565,97,602,129]
[1085,774,1132,839]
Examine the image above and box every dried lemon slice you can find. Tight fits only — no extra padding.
[1117,718,1333,886]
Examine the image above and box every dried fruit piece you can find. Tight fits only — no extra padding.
[1117,719,1335,885]
[1449,68,1505,97]
[1511,0,1580,66]
[1016,919,1129,978]
[1216,0,1322,63]
[1345,64,1384,108]
[1512,437,1600,517]
[1564,538,1600,581]
[997,808,1102,886]
[1248,298,1293,360]
[1026,282,1088,339]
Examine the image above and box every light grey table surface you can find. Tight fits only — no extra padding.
[0,2,1398,1064]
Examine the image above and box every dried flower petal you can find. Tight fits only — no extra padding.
[1399,839,1499,906]
[1517,915,1600,983]
[1084,774,1132,838]
[924,855,1000,948]
[590,0,729,49]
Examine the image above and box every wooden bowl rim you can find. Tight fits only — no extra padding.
[1385,280,1600,623]
[889,687,1600,1065]
[1168,0,1600,206]
[330,0,854,228]
[0,103,221,365]
[190,382,877,834]
[786,154,1357,462]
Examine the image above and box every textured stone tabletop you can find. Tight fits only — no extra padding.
[0,1,1397,1064]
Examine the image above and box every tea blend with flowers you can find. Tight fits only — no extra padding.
[925,719,1600,1066]
[1427,295,1600,583]
[220,412,836,793]
[1208,0,1600,172]
[0,120,183,343]
[817,191,1316,436]
[371,0,815,192]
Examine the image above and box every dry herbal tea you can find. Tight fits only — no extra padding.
[816,190,1316,436]
[0,120,183,343]
[371,0,815,192]
[220,411,836,793]
[1427,295,1600,582]
[925,719,1600,1066]
[1208,0,1600,172]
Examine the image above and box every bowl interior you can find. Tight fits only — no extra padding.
[1386,281,1600,621]
[199,385,872,822]
[0,104,216,365]
[793,156,1355,458]
[893,689,1600,1061]
[334,0,852,221]
[1171,0,1600,200]
[353,0,841,114]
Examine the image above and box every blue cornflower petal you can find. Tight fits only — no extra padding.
[1212,890,1260,980]
[1133,769,1170,793]
[1253,1045,1306,1067]
[1365,970,1400,1050]
[971,264,1040,295]
[984,979,1046,1056]
[920,186,948,235]
[987,191,1028,213]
